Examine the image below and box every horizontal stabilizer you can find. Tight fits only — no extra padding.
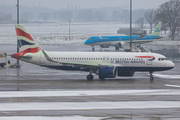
[11,54,32,60]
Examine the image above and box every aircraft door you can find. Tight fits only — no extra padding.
[146,54,152,65]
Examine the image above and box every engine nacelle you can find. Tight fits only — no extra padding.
[100,45,110,48]
[99,67,118,78]
[118,70,135,77]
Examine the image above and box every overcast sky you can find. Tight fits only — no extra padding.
[0,0,170,10]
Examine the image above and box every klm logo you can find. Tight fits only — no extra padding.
[155,28,160,32]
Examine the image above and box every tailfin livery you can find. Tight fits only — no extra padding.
[152,21,162,36]
[14,24,41,58]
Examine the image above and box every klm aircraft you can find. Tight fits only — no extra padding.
[85,22,162,51]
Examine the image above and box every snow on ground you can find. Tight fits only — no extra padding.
[1,22,180,45]
[0,22,123,45]
[0,89,180,98]
[0,116,107,120]
[154,74,180,79]
[1,101,180,111]
[147,40,180,46]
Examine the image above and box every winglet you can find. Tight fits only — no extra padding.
[152,21,162,36]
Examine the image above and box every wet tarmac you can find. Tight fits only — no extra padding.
[0,44,180,120]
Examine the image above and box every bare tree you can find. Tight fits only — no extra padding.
[154,0,180,40]
[135,17,144,30]
[144,10,155,34]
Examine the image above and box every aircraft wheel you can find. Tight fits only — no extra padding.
[87,75,94,80]
[150,76,154,81]
[91,46,95,51]
[115,46,119,50]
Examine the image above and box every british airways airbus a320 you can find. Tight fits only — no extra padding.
[12,24,174,81]
[85,22,162,51]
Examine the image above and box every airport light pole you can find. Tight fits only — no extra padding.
[69,20,71,41]
[16,0,20,67]
[130,0,132,52]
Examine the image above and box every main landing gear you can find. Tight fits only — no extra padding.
[91,45,95,51]
[87,74,94,80]
[149,72,154,81]
[86,68,97,80]
[115,46,119,50]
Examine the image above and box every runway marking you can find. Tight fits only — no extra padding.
[165,84,180,88]
[0,101,180,111]
[0,89,180,98]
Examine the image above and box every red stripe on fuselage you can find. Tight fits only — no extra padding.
[15,28,34,41]
[136,56,155,58]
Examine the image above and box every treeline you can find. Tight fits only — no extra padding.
[135,0,180,40]
[0,4,150,23]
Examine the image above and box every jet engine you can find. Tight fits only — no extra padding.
[98,67,118,79]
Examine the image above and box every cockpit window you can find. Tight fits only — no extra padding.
[88,38,93,40]
[158,58,168,61]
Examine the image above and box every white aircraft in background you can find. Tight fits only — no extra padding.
[11,24,174,81]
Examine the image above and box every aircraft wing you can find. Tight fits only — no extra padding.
[42,50,113,67]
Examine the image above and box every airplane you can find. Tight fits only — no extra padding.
[84,21,162,51]
[11,24,174,81]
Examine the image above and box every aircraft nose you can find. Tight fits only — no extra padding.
[84,40,88,44]
[84,40,90,45]
[169,61,175,68]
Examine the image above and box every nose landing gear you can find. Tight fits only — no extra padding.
[149,72,154,81]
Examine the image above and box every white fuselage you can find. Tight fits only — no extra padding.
[21,51,174,72]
